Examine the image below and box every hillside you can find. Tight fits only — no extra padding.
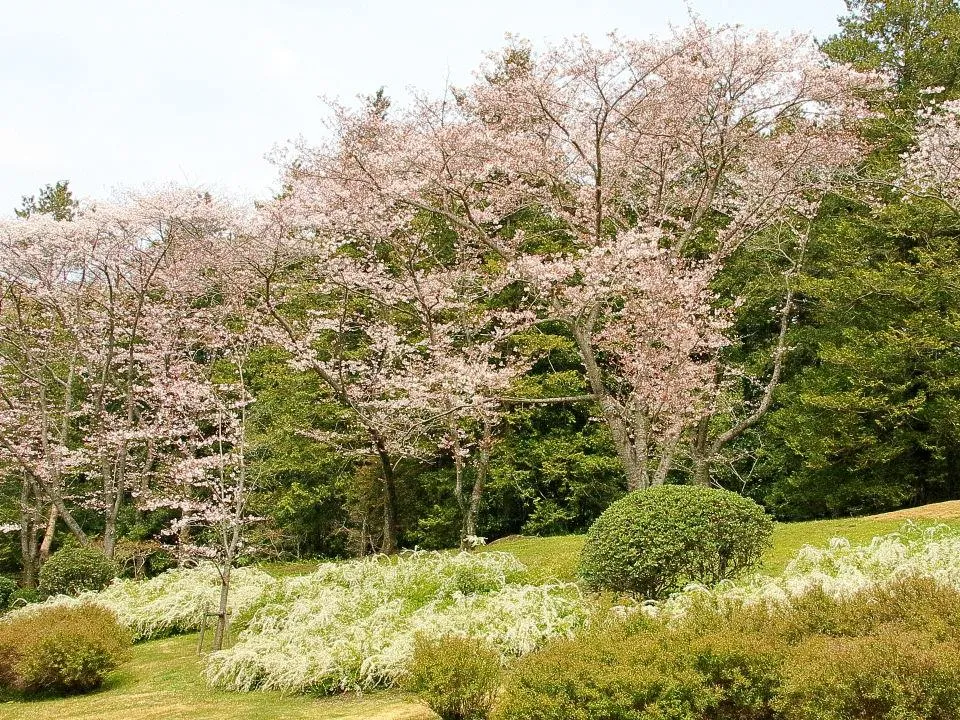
[6,505,960,720]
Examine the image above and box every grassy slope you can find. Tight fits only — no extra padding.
[6,502,960,720]
[488,513,960,583]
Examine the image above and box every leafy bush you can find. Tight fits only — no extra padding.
[579,485,773,598]
[8,564,275,641]
[777,631,960,720]
[0,577,16,609]
[0,604,131,696]
[38,547,117,596]
[402,635,501,720]
[113,539,172,579]
[205,551,588,693]
[7,588,40,609]
[493,619,782,720]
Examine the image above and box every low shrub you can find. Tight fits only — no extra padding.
[0,577,16,609]
[0,604,131,696]
[579,484,773,598]
[494,623,713,720]
[495,570,960,720]
[402,635,501,720]
[777,630,960,720]
[38,547,117,596]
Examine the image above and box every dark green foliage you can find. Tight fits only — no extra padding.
[0,604,131,696]
[7,588,39,609]
[484,363,625,539]
[0,578,15,609]
[14,180,78,221]
[579,485,773,598]
[822,0,960,104]
[402,636,501,720]
[38,547,117,597]
[753,192,960,518]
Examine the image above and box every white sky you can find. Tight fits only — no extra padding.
[1,0,848,212]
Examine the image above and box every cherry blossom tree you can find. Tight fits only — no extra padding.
[901,97,960,210]
[0,189,240,559]
[277,22,877,491]
[145,300,262,650]
[249,182,528,551]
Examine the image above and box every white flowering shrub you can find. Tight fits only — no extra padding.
[204,551,588,694]
[6,564,275,641]
[648,523,960,620]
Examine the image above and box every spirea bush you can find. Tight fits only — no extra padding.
[402,635,502,720]
[579,485,773,598]
[205,551,588,694]
[38,546,117,597]
[0,604,131,696]
[649,523,960,621]
[8,564,275,641]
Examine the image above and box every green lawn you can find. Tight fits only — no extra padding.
[5,509,959,720]
[0,634,431,720]
[487,515,960,583]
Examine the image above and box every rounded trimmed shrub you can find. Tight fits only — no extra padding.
[38,547,117,597]
[0,604,131,695]
[402,635,502,720]
[579,484,773,598]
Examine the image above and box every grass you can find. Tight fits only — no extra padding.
[8,501,960,719]
[0,634,431,720]
[486,512,960,583]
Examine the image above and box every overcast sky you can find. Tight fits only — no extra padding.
[1,0,849,212]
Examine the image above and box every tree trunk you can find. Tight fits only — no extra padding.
[18,480,38,588]
[103,512,117,559]
[570,321,648,491]
[461,461,487,545]
[375,443,399,555]
[213,563,231,652]
[38,503,57,562]
[460,423,493,547]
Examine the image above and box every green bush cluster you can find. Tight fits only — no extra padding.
[493,578,960,720]
[6,588,40,609]
[579,485,773,598]
[0,577,16,609]
[38,547,117,597]
[0,604,131,696]
[402,635,502,720]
